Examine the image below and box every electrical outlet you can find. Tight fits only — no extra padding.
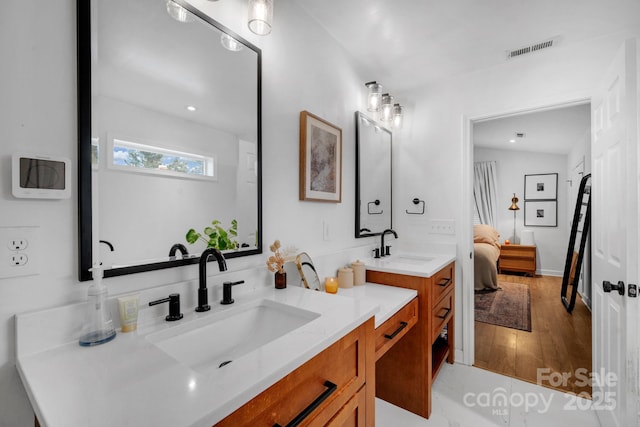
[8,239,28,251]
[10,253,28,266]
[0,226,39,279]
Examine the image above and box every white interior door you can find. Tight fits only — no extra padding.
[591,38,639,427]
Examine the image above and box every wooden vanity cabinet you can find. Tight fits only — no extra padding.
[374,297,418,361]
[215,317,375,427]
[367,262,455,419]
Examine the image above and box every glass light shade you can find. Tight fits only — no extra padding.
[220,34,243,51]
[392,104,403,129]
[380,94,394,122]
[166,0,195,23]
[248,0,273,36]
[365,81,383,112]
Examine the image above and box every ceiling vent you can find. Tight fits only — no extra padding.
[515,132,526,138]
[506,37,560,60]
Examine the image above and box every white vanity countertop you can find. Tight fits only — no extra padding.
[15,286,380,427]
[335,283,417,328]
[364,253,456,278]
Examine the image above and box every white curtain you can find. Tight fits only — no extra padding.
[473,161,499,228]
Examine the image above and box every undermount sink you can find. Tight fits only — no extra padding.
[146,299,320,374]
[393,255,434,264]
[376,254,434,265]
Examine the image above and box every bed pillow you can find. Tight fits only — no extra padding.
[474,224,500,248]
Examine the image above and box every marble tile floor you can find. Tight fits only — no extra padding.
[376,363,601,427]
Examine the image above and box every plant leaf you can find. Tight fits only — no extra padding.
[185,229,201,244]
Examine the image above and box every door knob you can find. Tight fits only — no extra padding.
[603,280,625,296]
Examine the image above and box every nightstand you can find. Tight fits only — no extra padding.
[499,244,536,276]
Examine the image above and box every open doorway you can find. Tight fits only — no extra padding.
[470,102,593,396]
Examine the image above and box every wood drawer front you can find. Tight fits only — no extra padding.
[216,320,370,427]
[500,244,535,257]
[323,386,367,427]
[431,262,454,304]
[500,258,533,270]
[431,291,453,340]
[374,297,418,360]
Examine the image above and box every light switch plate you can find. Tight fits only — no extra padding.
[428,219,455,235]
[0,226,40,279]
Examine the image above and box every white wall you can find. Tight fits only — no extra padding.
[474,147,569,276]
[0,1,377,425]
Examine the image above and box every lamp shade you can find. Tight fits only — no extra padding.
[365,81,383,112]
[509,193,520,210]
[381,93,394,121]
[248,0,273,36]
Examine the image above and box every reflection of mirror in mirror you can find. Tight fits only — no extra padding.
[355,112,392,237]
[78,0,262,280]
[296,253,323,291]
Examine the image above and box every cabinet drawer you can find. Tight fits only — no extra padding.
[431,263,454,304]
[431,291,453,340]
[216,320,371,427]
[375,297,418,360]
[324,385,367,427]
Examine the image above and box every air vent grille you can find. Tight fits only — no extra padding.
[506,37,560,60]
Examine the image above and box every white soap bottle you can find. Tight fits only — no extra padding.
[78,264,117,346]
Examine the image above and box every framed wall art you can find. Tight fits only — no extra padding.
[524,200,557,227]
[524,173,558,200]
[299,111,342,202]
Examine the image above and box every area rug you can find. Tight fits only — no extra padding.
[475,282,531,332]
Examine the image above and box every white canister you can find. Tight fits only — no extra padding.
[350,260,366,286]
[338,266,354,288]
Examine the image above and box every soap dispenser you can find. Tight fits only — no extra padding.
[79,264,117,347]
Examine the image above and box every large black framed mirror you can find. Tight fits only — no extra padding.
[355,112,392,237]
[78,0,262,281]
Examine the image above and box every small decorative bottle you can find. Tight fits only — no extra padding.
[275,270,287,289]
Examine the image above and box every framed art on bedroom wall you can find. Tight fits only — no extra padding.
[524,173,558,200]
[524,200,557,227]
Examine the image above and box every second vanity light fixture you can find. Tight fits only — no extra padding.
[365,81,404,129]
[248,0,273,35]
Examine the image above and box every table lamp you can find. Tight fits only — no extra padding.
[508,193,520,243]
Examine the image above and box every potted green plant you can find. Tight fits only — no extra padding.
[186,219,239,250]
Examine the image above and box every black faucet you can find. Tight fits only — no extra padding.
[197,248,227,312]
[168,243,189,259]
[221,280,245,305]
[149,293,183,321]
[380,229,398,257]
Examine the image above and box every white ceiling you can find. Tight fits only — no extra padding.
[293,0,640,93]
[473,103,591,154]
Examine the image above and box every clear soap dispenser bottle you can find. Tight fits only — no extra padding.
[79,265,117,346]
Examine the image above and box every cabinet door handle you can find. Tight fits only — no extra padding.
[384,321,408,340]
[437,278,451,287]
[273,380,337,427]
[436,307,451,319]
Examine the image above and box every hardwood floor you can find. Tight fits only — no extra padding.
[474,274,592,397]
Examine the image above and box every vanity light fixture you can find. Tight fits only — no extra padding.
[380,93,394,122]
[365,81,383,112]
[392,104,403,129]
[220,33,243,51]
[248,0,273,36]
[166,0,195,23]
